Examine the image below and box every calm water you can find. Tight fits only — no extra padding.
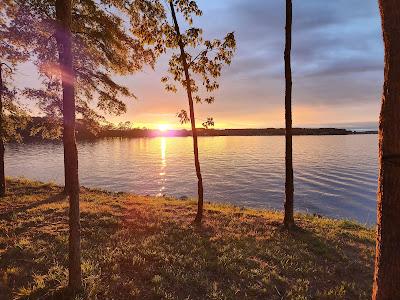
[6,135,378,224]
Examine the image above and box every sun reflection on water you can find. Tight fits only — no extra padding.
[157,138,167,196]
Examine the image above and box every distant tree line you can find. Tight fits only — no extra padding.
[15,117,373,140]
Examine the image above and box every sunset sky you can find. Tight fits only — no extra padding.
[16,0,383,130]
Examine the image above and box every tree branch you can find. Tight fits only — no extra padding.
[0,62,13,72]
[189,50,207,66]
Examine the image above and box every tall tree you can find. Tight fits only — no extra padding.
[54,0,81,292]
[0,2,30,197]
[139,0,235,224]
[169,1,204,224]
[0,64,28,196]
[373,1,400,299]
[13,0,160,190]
[283,0,295,229]
[0,63,5,197]
[6,0,163,292]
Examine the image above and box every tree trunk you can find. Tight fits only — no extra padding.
[55,0,82,293]
[283,0,295,229]
[63,147,71,195]
[0,64,5,197]
[0,139,4,198]
[373,1,400,299]
[169,2,204,224]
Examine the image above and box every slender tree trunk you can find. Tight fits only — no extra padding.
[0,64,5,197]
[55,0,82,293]
[283,0,295,229]
[169,2,204,224]
[63,148,71,195]
[373,1,400,299]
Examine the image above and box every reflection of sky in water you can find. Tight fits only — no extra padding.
[6,135,378,225]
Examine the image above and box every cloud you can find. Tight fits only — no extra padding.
[195,0,384,113]
[17,0,384,128]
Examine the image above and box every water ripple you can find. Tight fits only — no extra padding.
[6,135,378,224]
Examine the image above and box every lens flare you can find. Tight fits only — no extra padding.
[158,124,169,132]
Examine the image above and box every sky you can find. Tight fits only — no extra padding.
[16,0,384,130]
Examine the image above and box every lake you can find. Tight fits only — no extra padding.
[6,134,378,224]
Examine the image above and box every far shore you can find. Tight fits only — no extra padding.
[90,127,378,139]
[18,118,378,141]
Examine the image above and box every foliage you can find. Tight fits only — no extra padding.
[0,3,30,142]
[0,76,30,142]
[117,121,133,130]
[202,117,214,129]
[133,0,236,127]
[5,0,163,138]
[0,178,375,299]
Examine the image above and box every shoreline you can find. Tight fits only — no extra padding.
[21,119,378,140]
[21,128,378,142]
[88,128,378,140]
[4,176,375,227]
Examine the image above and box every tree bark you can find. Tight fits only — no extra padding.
[169,2,204,224]
[0,64,5,197]
[55,0,82,293]
[283,0,295,229]
[373,1,400,299]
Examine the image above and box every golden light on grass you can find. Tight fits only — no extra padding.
[1,178,376,299]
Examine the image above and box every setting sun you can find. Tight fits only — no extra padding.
[158,124,170,132]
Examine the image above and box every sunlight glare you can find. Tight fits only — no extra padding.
[158,124,169,132]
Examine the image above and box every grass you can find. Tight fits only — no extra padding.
[0,178,375,299]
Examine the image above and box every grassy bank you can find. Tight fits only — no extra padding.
[0,178,375,299]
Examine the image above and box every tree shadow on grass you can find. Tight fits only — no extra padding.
[0,193,66,220]
[0,194,374,300]
[256,224,373,298]
[6,180,61,196]
[0,195,124,300]
[137,214,373,299]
